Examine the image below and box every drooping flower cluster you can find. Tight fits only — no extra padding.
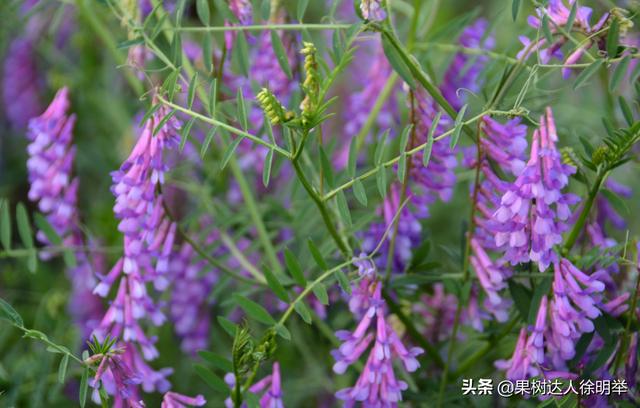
[332,272,424,407]
[25,87,103,336]
[441,18,496,111]
[519,1,633,78]
[491,108,580,271]
[91,92,181,403]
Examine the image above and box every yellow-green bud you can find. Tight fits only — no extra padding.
[592,146,609,166]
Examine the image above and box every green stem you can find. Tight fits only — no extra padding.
[168,24,351,32]
[356,72,399,150]
[563,177,602,253]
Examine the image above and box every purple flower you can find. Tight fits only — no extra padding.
[108,354,144,399]
[224,0,255,50]
[162,392,206,408]
[413,283,461,342]
[495,327,534,381]
[527,295,548,365]
[360,0,386,20]
[352,253,376,278]
[224,362,283,408]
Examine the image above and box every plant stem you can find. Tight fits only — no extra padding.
[563,175,603,253]
[169,24,351,32]
[356,72,399,150]
[613,266,640,375]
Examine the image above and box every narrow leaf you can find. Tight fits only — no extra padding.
[319,145,334,189]
[607,17,619,59]
[115,38,144,50]
[630,56,640,84]
[297,0,308,21]
[263,149,274,187]
[578,135,595,157]
[424,112,439,166]
[237,88,248,130]
[590,342,617,373]
[347,135,358,179]
[187,73,197,110]
[332,29,344,62]
[602,117,614,137]
[620,96,635,126]
[79,368,89,408]
[284,248,307,286]
[397,153,407,182]
[196,0,210,25]
[140,103,162,128]
[353,179,368,206]
[336,190,352,227]
[270,30,293,79]
[335,269,351,295]
[213,0,239,23]
[208,79,217,117]
[512,0,522,21]
[221,135,244,168]
[308,238,328,270]
[16,202,32,249]
[374,129,389,167]
[0,298,23,327]
[202,126,219,158]
[197,350,233,372]
[58,354,69,383]
[541,14,553,43]
[262,263,289,303]
[27,250,37,273]
[508,279,532,319]
[449,104,466,149]
[150,12,169,40]
[565,0,578,32]
[153,110,177,137]
[202,33,213,72]
[180,117,196,153]
[236,31,250,78]
[380,34,416,89]
[217,316,237,337]
[294,301,312,324]
[312,284,329,305]
[274,323,291,340]
[1,200,11,250]
[377,166,387,197]
[610,55,631,92]
[600,189,629,214]
[573,59,604,90]
[264,113,275,144]
[260,0,270,21]
[194,365,231,393]
[244,391,261,408]
[232,293,276,325]
[569,331,595,368]
[399,124,413,153]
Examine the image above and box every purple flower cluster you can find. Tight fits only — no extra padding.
[519,1,630,78]
[491,108,580,271]
[224,0,256,50]
[224,362,284,408]
[441,18,496,111]
[413,283,464,343]
[332,278,423,407]
[3,37,42,128]
[162,391,206,408]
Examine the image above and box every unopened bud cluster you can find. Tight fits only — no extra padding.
[592,146,609,165]
[300,41,318,126]
[560,147,578,169]
[256,88,288,124]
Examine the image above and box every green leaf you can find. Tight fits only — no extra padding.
[332,29,344,62]
[187,73,198,110]
[527,275,553,327]
[541,14,553,44]
[424,112,439,166]
[115,38,144,50]
[263,149,274,187]
[202,126,219,158]
[260,0,270,21]
[27,250,37,273]
[565,0,578,31]
[630,57,640,84]
[336,190,352,227]
[269,30,293,80]
[353,179,367,206]
[58,354,69,383]
[312,284,329,305]
[335,269,351,295]
[262,263,289,303]
[409,239,431,269]
[274,323,291,340]
[194,364,231,393]
[573,59,604,90]
[308,238,328,270]
[16,202,32,249]
[397,153,407,182]
[512,0,522,21]
[602,117,614,137]
[237,88,248,131]
[217,316,237,337]
[202,33,213,72]
[153,110,177,137]
[213,0,239,23]
[79,368,89,408]
[197,350,233,372]
[235,31,250,78]
[139,103,162,128]
[1,200,11,250]
[318,145,334,189]
[619,96,634,126]
[569,331,595,368]
[150,12,169,40]
[221,134,245,168]
[578,135,595,157]
[180,117,196,153]
[264,113,275,144]
[610,55,631,92]
[450,104,467,150]
[294,301,312,324]
[374,129,389,167]
[347,135,357,179]
[345,21,364,44]
[600,189,629,214]
[380,34,416,89]
[508,279,531,319]
[196,0,210,25]
[399,124,413,153]
[607,17,619,59]
[171,31,182,67]
[0,298,22,326]
[244,391,262,408]
[166,68,180,102]
[232,293,276,325]
[590,341,617,373]
[297,0,308,21]
[284,248,307,286]
[377,166,387,197]
[594,313,614,344]
[209,79,217,117]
